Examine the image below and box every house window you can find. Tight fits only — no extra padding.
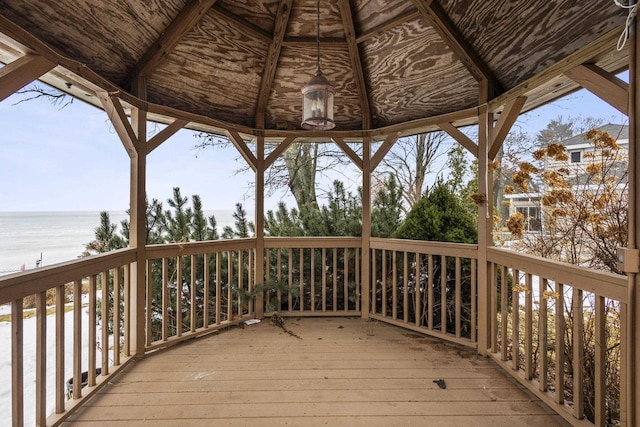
[570,151,581,163]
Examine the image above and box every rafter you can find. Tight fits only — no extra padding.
[413,0,503,97]
[564,64,629,115]
[255,0,293,129]
[338,0,371,130]
[130,0,218,80]
[0,54,55,103]
[489,96,527,160]
[97,92,139,158]
[264,136,296,168]
[356,9,421,44]
[225,129,257,171]
[370,133,399,171]
[147,119,189,155]
[211,5,271,43]
[332,137,363,170]
[282,37,347,47]
[437,122,478,157]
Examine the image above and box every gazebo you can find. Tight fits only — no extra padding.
[0,0,637,425]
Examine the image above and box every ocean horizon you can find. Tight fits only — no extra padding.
[0,210,246,275]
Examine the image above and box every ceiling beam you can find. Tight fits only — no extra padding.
[0,54,55,103]
[211,4,271,43]
[437,122,478,157]
[97,92,139,158]
[338,0,371,130]
[255,0,293,129]
[130,0,218,80]
[564,63,629,115]
[332,137,363,170]
[413,0,503,97]
[356,10,421,44]
[282,37,347,47]
[489,96,527,160]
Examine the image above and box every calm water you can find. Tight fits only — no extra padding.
[0,210,239,275]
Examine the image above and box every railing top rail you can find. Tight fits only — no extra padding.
[264,236,363,249]
[146,238,257,258]
[370,237,478,259]
[0,248,137,305]
[487,247,628,302]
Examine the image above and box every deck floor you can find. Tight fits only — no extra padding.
[64,318,566,426]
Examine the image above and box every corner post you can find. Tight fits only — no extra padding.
[361,137,372,317]
[255,135,265,318]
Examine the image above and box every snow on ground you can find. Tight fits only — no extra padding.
[0,305,108,427]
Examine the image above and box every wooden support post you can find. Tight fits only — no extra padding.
[476,106,491,355]
[255,136,265,318]
[0,54,55,103]
[361,138,372,317]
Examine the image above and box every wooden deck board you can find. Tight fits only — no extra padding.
[63,318,567,426]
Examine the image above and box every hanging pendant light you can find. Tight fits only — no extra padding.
[301,0,335,130]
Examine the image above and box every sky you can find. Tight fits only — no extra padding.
[0,77,628,214]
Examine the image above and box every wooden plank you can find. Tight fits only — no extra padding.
[500,266,508,361]
[392,251,398,320]
[370,133,399,171]
[162,260,169,341]
[356,10,421,44]
[36,292,46,425]
[311,249,315,312]
[564,63,628,115]
[371,249,377,314]
[264,137,296,168]
[255,0,293,128]
[471,259,476,343]
[113,269,121,365]
[488,97,526,160]
[332,137,363,170]
[130,0,218,78]
[441,255,447,334]
[216,253,221,325]
[299,248,304,312]
[343,249,349,311]
[101,272,109,376]
[512,270,520,371]
[147,119,189,154]
[555,283,565,405]
[225,130,257,171]
[572,288,584,419]
[333,248,338,312]
[322,248,327,312]
[146,261,153,345]
[0,54,55,103]
[89,276,97,386]
[204,254,210,327]
[490,263,497,353]
[210,4,271,42]
[238,250,244,315]
[369,237,478,259]
[11,298,23,425]
[74,279,83,398]
[355,248,360,312]
[594,296,606,427]
[282,37,347,47]
[403,252,409,323]
[539,278,548,392]
[177,256,183,337]
[415,253,421,327]
[288,248,293,312]
[455,257,461,338]
[123,264,130,357]
[338,0,371,129]
[97,92,140,158]
[57,285,66,412]
[428,254,434,330]
[438,121,478,157]
[382,250,387,317]
[191,255,197,333]
[277,250,282,309]
[524,273,532,380]
[227,252,233,321]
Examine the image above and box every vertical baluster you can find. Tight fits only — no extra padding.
[216,252,221,325]
[382,250,387,317]
[101,272,109,376]
[265,249,271,309]
[441,255,447,334]
[428,254,433,330]
[471,259,477,343]
[73,279,82,398]
[355,248,360,313]
[491,263,498,353]
[113,269,120,365]
[524,273,533,380]
[512,269,520,371]
[124,264,130,357]
[299,248,304,312]
[344,248,349,312]
[403,252,409,323]
[162,259,168,341]
[500,265,508,361]
[455,257,461,338]
[415,253,421,327]
[191,255,197,332]
[311,248,315,312]
[227,251,233,320]
[619,303,627,425]
[12,297,24,424]
[204,253,210,327]
[371,249,377,315]
[539,278,548,391]
[288,248,293,312]
[177,256,183,337]
[248,249,254,315]
[594,295,605,427]
[277,249,282,309]
[555,283,565,404]
[88,276,97,386]
[322,248,327,312]
[36,291,46,425]
[59,285,69,409]
[145,260,152,346]
[333,248,338,311]
[238,250,244,316]
[392,251,397,320]
[572,288,584,419]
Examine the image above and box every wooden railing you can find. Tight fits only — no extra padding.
[370,238,478,347]
[264,237,362,316]
[0,248,136,426]
[487,247,627,426]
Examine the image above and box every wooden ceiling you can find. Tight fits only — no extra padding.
[0,0,630,135]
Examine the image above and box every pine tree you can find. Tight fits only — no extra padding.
[83,211,126,255]
[371,174,403,238]
[164,187,193,242]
